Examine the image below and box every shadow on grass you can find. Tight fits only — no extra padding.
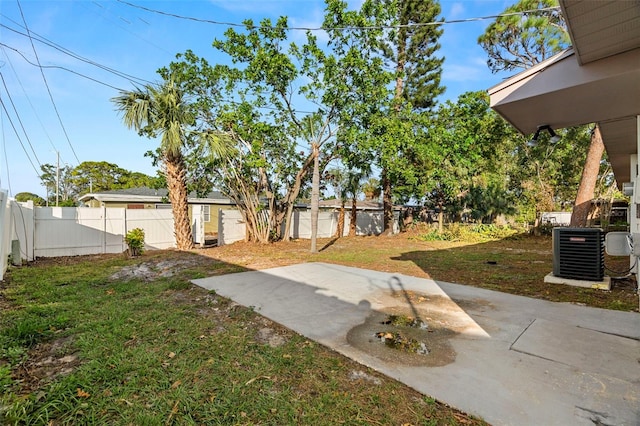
[388,236,637,311]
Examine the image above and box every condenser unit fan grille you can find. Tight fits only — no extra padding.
[552,228,604,281]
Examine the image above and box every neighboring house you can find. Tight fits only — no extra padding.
[78,188,235,235]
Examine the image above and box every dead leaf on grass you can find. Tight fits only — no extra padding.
[245,375,271,386]
[168,351,176,358]
[76,388,90,398]
[171,380,182,389]
[165,400,180,425]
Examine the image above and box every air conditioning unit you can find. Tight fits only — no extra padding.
[552,228,604,281]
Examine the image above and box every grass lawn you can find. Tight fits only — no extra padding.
[1,231,636,424]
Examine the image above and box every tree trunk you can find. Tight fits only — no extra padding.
[281,152,315,241]
[382,169,393,235]
[336,199,345,238]
[349,198,357,237]
[570,125,605,227]
[437,201,444,233]
[165,156,193,250]
[310,144,320,253]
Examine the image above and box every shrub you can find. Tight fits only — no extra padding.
[413,224,521,243]
[125,228,145,256]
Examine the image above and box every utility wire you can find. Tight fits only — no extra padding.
[0,18,154,86]
[81,1,172,55]
[1,46,65,158]
[0,96,41,176]
[117,0,561,31]
[15,0,81,164]
[0,42,126,91]
[0,73,42,167]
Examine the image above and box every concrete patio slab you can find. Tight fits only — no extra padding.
[192,262,640,426]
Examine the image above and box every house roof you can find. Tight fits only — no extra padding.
[560,0,640,65]
[488,0,640,186]
[318,199,387,210]
[78,187,234,205]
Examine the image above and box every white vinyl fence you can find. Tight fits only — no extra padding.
[5,203,177,265]
[0,190,10,280]
[218,209,398,245]
[0,195,398,279]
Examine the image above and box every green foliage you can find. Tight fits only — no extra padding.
[124,228,145,256]
[14,192,46,206]
[414,224,520,243]
[1,309,71,349]
[478,0,570,73]
[0,364,12,389]
[40,161,157,203]
[369,0,445,109]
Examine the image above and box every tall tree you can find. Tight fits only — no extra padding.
[70,161,128,195]
[418,91,514,229]
[165,19,334,245]
[569,125,605,226]
[167,4,390,248]
[479,0,604,226]
[15,192,46,206]
[113,78,229,250]
[367,0,445,234]
[478,0,568,72]
[39,163,74,205]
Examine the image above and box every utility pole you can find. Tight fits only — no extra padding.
[56,151,59,207]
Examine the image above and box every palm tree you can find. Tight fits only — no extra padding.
[113,78,229,250]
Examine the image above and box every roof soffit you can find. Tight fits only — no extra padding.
[560,0,640,65]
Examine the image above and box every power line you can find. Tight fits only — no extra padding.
[0,95,41,176]
[0,42,126,91]
[1,46,65,158]
[16,0,81,164]
[81,1,172,55]
[0,20,152,87]
[0,73,42,166]
[117,0,561,31]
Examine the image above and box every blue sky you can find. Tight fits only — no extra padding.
[0,0,513,198]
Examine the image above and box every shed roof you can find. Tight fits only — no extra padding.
[78,187,234,205]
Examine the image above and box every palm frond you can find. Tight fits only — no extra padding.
[112,87,153,132]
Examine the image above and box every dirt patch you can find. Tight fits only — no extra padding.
[348,308,457,367]
[110,258,202,281]
[12,336,80,393]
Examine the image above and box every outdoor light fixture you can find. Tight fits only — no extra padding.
[529,125,561,145]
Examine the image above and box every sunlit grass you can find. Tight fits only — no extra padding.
[0,253,485,425]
